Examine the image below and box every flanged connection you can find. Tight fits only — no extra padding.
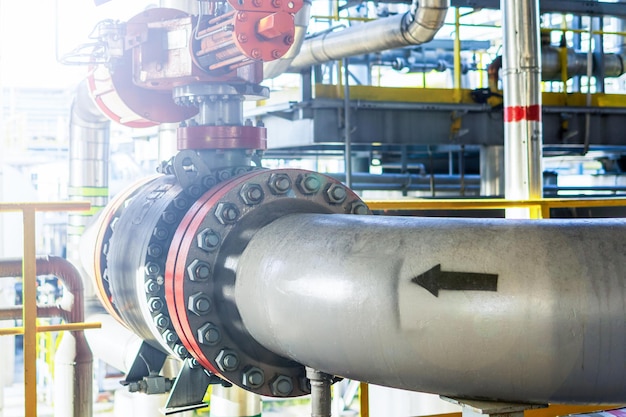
[164,168,369,397]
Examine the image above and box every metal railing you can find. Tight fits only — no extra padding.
[0,202,100,417]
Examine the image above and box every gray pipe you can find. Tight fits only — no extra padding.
[540,46,625,80]
[236,213,626,404]
[289,0,449,71]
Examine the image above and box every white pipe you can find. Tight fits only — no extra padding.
[501,0,543,218]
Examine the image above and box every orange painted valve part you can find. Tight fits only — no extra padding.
[193,0,303,73]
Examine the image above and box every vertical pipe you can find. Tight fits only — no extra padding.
[307,368,332,417]
[453,7,462,102]
[501,0,543,219]
[343,59,352,189]
[480,145,504,197]
[22,208,37,417]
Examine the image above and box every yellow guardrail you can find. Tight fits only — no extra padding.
[365,197,626,219]
[0,201,98,417]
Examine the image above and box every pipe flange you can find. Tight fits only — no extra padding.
[165,168,369,397]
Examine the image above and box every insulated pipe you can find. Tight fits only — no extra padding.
[236,213,626,404]
[0,256,93,417]
[501,0,543,219]
[69,79,110,304]
[263,0,312,79]
[288,0,449,72]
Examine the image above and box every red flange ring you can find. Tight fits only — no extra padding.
[165,168,369,396]
[177,125,267,150]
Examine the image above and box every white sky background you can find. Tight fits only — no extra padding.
[0,0,153,89]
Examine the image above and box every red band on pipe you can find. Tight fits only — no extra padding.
[504,105,542,122]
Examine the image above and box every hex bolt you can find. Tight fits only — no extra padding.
[284,35,294,45]
[325,184,347,204]
[162,211,177,224]
[162,329,177,344]
[242,367,265,389]
[145,262,160,276]
[297,174,321,194]
[215,202,240,225]
[197,228,220,252]
[198,322,221,346]
[271,49,281,59]
[187,259,211,282]
[174,197,188,210]
[251,49,261,59]
[145,279,159,295]
[153,227,169,241]
[237,33,248,43]
[147,244,163,258]
[174,344,188,358]
[237,12,248,22]
[270,375,294,396]
[202,175,217,189]
[272,0,281,7]
[216,349,239,372]
[153,313,170,329]
[240,183,264,205]
[350,201,369,215]
[148,297,164,313]
[268,173,292,195]
[188,185,202,197]
[188,292,212,316]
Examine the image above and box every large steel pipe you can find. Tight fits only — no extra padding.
[236,213,626,404]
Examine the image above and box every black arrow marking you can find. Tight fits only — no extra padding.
[411,264,498,297]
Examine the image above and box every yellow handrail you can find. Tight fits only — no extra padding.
[365,197,626,219]
[0,201,93,417]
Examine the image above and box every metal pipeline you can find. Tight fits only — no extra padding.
[289,0,449,72]
[236,213,626,404]
[0,256,92,417]
[501,0,543,219]
[69,79,110,304]
[488,47,626,87]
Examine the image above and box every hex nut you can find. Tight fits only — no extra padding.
[162,329,177,344]
[349,201,370,215]
[148,297,164,313]
[296,173,322,194]
[153,313,170,329]
[325,184,347,204]
[214,202,240,225]
[161,211,177,224]
[187,259,211,282]
[268,173,292,195]
[188,292,212,316]
[153,227,169,241]
[174,344,188,358]
[144,279,159,295]
[240,183,264,205]
[242,367,265,389]
[216,349,239,372]
[197,228,220,252]
[270,375,294,396]
[197,322,221,346]
[145,262,160,276]
[147,243,163,258]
